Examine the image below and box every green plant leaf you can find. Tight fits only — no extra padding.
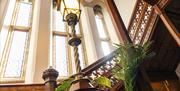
[95,76,111,88]
[112,68,125,80]
[56,78,74,91]
[112,42,154,91]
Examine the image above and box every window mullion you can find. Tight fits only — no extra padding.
[21,31,30,80]
[53,35,57,69]
[26,1,33,27]
[11,25,31,32]
[12,1,20,26]
[53,31,68,37]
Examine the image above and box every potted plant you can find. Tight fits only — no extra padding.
[112,42,154,91]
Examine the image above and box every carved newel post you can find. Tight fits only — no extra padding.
[42,66,59,91]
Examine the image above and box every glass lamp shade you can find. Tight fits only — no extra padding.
[59,0,81,22]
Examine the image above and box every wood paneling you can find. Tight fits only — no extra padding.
[151,79,180,91]
[0,84,45,91]
[143,18,180,72]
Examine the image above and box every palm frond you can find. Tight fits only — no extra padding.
[112,42,154,91]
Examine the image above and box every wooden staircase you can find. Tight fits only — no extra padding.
[0,0,179,91]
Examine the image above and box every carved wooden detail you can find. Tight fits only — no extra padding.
[128,0,157,44]
[81,51,124,90]
[42,66,59,91]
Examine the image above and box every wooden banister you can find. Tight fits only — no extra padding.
[82,51,125,91]
[81,51,116,75]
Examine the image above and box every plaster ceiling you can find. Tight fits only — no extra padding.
[81,0,104,7]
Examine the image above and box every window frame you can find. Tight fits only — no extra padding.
[94,5,113,56]
[0,0,34,83]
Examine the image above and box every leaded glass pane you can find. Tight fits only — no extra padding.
[76,23,80,34]
[101,41,111,56]
[0,0,16,57]
[55,36,68,76]
[15,2,32,27]
[4,31,28,78]
[0,29,8,57]
[95,16,107,39]
[53,8,66,32]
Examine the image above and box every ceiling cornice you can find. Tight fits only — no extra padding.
[81,0,104,7]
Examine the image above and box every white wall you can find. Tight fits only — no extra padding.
[113,0,137,28]
[25,0,41,84]
[33,0,51,83]
[102,3,121,45]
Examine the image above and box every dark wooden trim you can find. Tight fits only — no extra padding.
[104,0,132,43]
[147,71,178,82]
[136,66,153,91]
[0,83,45,87]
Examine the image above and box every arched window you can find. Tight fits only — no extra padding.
[52,5,87,78]
[93,5,112,56]
[0,0,34,82]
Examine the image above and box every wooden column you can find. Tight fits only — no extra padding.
[104,0,132,43]
[42,67,59,91]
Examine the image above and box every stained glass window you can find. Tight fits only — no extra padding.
[94,5,112,56]
[95,16,107,39]
[0,0,33,82]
